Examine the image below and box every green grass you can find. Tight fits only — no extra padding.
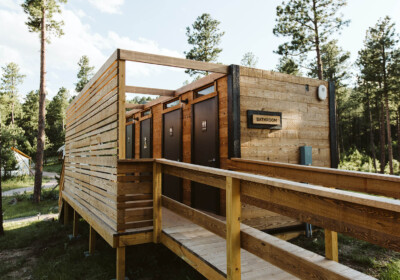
[43,161,62,174]
[2,188,59,220]
[290,229,400,279]
[0,219,205,280]
[1,176,52,192]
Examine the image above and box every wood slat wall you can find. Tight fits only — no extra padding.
[64,57,121,232]
[130,76,229,213]
[239,67,331,167]
[117,161,154,231]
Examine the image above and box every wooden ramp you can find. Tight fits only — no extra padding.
[162,208,298,279]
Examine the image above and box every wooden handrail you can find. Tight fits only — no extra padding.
[153,159,400,252]
[161,196,374,280]
[228,158,400,199]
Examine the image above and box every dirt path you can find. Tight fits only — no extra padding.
[4,213,58,225]
[2,179,58,197]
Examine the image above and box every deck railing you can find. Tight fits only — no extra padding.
[144,158,400,280]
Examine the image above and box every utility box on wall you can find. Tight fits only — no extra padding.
[300,146,312,166]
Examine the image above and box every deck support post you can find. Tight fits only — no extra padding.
[226,177,241,280]
[73,210,79,237]
[116,246,126,280]
[63,201,72,225]
[89,226,96,254]
[153,162,162,243]
[325,229,338,262]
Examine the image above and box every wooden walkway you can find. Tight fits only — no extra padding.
[162,208,298,279]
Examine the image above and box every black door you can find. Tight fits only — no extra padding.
[163,109,183,202]
[140,118,152,158]
[192,97,219,214]
[125,123,135,159]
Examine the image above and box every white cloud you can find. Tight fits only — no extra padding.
[87,0,125,14]
[0,0,20,11]
[0,4,182,98]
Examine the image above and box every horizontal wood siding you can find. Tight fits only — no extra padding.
[239,67,331,167]
[117,161,154,231]
[64,58,120,232]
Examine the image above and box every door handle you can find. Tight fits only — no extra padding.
[208,158,216,163]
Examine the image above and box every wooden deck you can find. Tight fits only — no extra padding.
[162,208,298,279]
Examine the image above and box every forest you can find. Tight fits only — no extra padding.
[1,0,399,189]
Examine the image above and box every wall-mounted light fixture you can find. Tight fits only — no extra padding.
[133,117,139,121]
[181,99,189,105]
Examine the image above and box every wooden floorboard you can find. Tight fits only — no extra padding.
[162,208,299,279]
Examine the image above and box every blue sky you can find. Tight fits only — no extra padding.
[1,0,400,101]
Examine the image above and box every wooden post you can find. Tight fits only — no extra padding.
[73,210,79,237]
[89,226,96,254]
[226,177,241,280]
[118,59,126,160]
[116,246,126,280]
[325,229,338,262]
[153,162,162,243]
[63,201,71,225]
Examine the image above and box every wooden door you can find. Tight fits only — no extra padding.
[192,97,220,214]
[125,123,134,159]
[140,118,152,158]
[162,109,183,202]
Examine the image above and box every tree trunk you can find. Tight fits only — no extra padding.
[379,101,386,174]
[33,2,46,204]
[397,107,400,161]
[312,0,323,80]
[382,45,393,174]
[367,95,377,172]
[0,121,4,236]
[11,101,14,125]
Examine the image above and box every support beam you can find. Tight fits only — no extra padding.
[153,162,162,243]
[325,230,339,262]
[116,246,126,280]
[63,201,71,225]
[73,210,79,237]
[89,226,96,255]
[226,177,241,280]
[125,103,145,110]
[126,86,175,96]
[119,49,229,74]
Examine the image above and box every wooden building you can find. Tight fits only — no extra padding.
[124,55,336,228]
[61,49,400,280]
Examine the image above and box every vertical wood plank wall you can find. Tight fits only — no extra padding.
[131,76,229,213]
[64,56,120,232]
[239,67,331,167]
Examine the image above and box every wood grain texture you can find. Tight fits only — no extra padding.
[226,177,241,280]
[153,162,162,243]
[162,207,373,280]
[239,72,330,167]
[229,158,400,199]
[116,246,126,280]
[325,230,338,262]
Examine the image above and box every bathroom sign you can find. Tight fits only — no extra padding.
[247,110,282,130]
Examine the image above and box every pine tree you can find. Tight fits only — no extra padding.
[22,0,67,203]
[276,56,301,76]
[308,40,351,160]
[17,90,40,157]
[0,63,25,125]
[185,13,225,77]
[364,17,398,174]
[273,0,349,80]
[75,55,95,93]
[46,87,69,154]
[240,52,259,68]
